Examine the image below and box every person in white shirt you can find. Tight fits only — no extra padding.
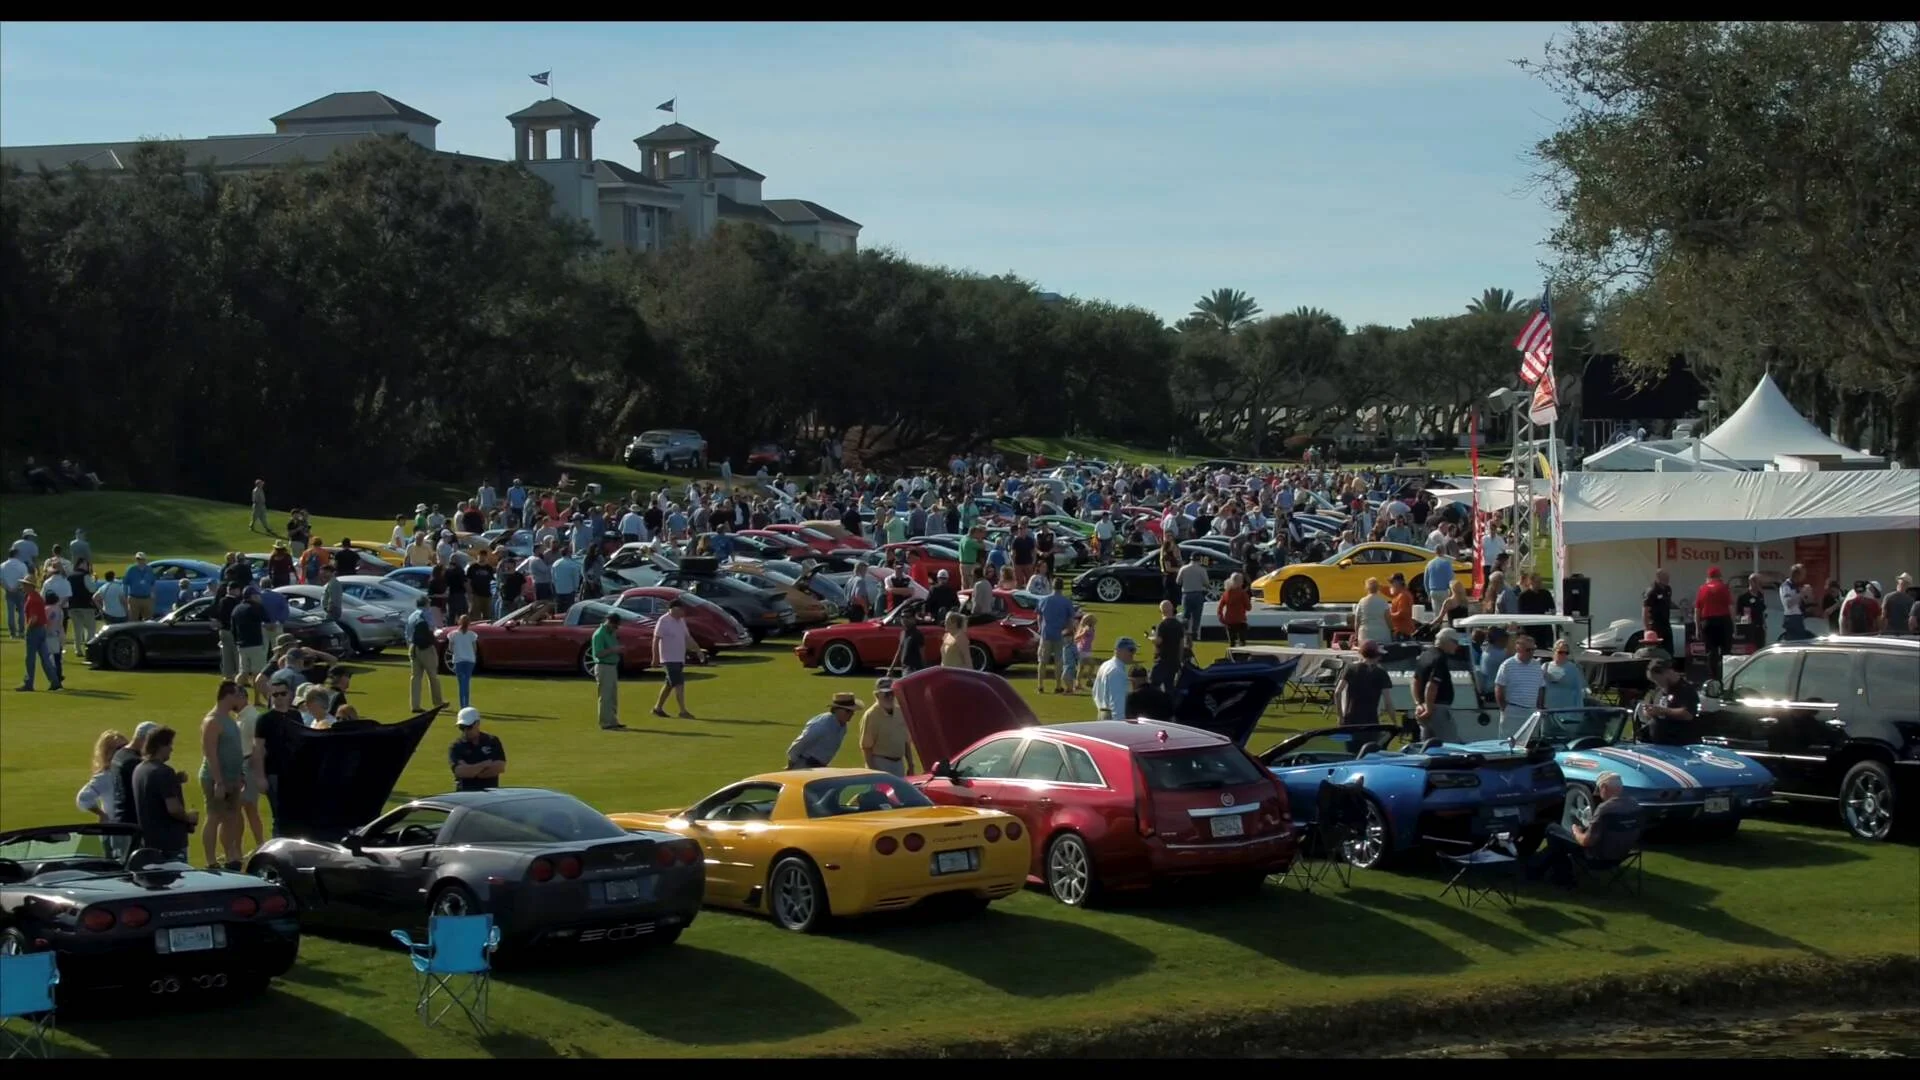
[390,516,408,550]
[93,572,130,624]
[448,614,480,709]
[1,547,30,638]
[1092,637,1138,720]
[1494,635,1550,732]
[77,729,130,822]
[650,598,703,719]
[618,508,647,541]
[1778,563,1814,641]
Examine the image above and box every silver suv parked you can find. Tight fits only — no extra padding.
[626,429,708,470]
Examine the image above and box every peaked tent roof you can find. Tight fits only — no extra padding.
[1561,469,1920,545]
[1698,373,1880,466]
[273,91,440,127]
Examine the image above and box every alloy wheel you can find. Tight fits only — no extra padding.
[433,888,472,918]
[1346,801,1388,869]
[1841,765,1895,840]
[773,863,815,927]
[1095,576,1125,603]
[1047,835,1091,905]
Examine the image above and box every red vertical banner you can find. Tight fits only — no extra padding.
[1469,409,1484,595]
[1794,534,1832,589]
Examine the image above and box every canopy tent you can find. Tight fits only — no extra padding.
[1561,469,1920,545]
[1695,373,1881,467]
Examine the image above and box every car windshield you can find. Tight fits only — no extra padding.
[1267,727,1397,765]
[1137,745,1267,790]
[448,795,626,844]
[0,826,127,861]
[638,432,671,445]
[163,599,213,623]
[1518,708,1631,746]
[803,775,934,818]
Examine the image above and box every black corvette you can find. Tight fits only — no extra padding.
[0,823,300,1001]
[251,788,704,952]
[86,595,350,671]
[1072,545,1241,604]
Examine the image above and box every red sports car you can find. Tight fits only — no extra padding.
[614,586,756,654]
[895,667,1296,907]
[436,600,655,677]
[763,524,842,556]
[747,443,786,467]
[793,601,1038,676]
[799,521,873,551]
[878,542,963,589]
[735,529,817,560]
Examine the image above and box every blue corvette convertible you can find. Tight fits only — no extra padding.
[1253,725,1567,869]
[1452,707,1777,839]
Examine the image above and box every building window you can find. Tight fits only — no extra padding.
[623,205,641,249]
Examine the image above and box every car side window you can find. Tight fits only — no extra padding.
[953,737,1023,780]
[573,606,606,627]
[364,808,452,848]
[1013,739,1070,782]
[1726,651,1798,701]
[1392,549,1425,563]
[1862,654,1919,711]
[693,783,782,823]
[1794,652,1856,705]
[1063,745,1105,786]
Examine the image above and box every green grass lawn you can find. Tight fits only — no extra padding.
[1,485,1914,1058]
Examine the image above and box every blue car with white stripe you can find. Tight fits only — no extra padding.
[1451,707,1777,839]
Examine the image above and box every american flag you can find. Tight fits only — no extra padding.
[1513,286,1553,386]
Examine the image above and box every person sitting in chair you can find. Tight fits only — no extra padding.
[1527,771,1642,889]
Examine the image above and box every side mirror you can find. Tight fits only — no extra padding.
[343,834,364,854]
[1338,560,1353,569]
[1702,679,1724,699]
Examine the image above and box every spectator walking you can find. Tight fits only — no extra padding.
[249,479,272,535]
[1354,577,1392,648]
[650,597,703,719]
[1335,640,1398,728]
[1035,588,1078,693]
[405,596,446,712]
[1150,599,1185,695]
[1176,552,1210,642]
[3,546,32,637]
[448,614,479,709]
[1217,573,1251,648]
[590,610,629,731]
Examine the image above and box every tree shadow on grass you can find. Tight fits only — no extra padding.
[1508,902,1606,942]
[621,728,728,739]
[1106,883,1474,976]
[847,904,1152,997]
[478,1031,599,1058]
[1650,827,1871,870]
[496,944,855,1045]
[676,715,782,727]
[1340,884,1544,955]
[53,688,131,699]
[59,985,418,1058]
[1601,868,1821,955]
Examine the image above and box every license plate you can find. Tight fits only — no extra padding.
[1492,807,1520,820]
[931,849,977,876]
[167,926,218,953]
[1210,814,1246,838]
[604,877,653,903]
[1704,797,1731,814]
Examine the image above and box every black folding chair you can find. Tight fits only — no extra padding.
[1284,780,1367,892]
[1432,831,1521,910]
[1576,842,1645,896]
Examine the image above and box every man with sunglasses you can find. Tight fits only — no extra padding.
[252,680,304,838]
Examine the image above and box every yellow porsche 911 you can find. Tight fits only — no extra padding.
[608,769,1029,933]
[1252,542,1473,609]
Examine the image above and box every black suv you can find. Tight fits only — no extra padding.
[1698,636,1919,841]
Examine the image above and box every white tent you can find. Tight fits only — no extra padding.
[1696,373,1882,467]
[1562,470,1920,544]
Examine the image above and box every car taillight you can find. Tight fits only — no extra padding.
[357,614,384,624]
[261,893,291,916]
[120,905,151,929]
[654,845,677,867]
[530,857,555,882]
[229,895,258,918]
[903,833,925,852]
[875,835,899,855]
[1533,764,1560,785]
[1133,759,1156,837]
[1426,772,1482,793]
[984,824,1002,843]
[1005,821,1023,841]
[677,841,700,865]
[557,855,583,880]
[81,907,115,932]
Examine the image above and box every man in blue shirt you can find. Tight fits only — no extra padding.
[506,480,528,527]
[1424,547,1456,603]
[258,583,292,644]
[123,552,157,622]
[1036,590,1078,694]
[549,550,583,611]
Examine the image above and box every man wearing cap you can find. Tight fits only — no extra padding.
[1639,658,1700,746]
[123,553,156,624]
[1125,663,1174,721]
[1411,629,1463,741]
[1336,640,1399,729]
[1092,637,1137,720]
[788,692,860,769]
[651,597,703,720]
[449,708,507,792]
[590,610,629,731]
[925,570,959,622]
[860,678,915,775]
[1694,567,1736,681]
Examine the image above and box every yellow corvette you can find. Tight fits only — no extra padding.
[1252,542,1473,609]
[608,768,1028,933]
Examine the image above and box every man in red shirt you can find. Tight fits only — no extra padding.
[1694,566,1736,681]
[17,588,62,691]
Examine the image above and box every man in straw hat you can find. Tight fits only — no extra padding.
[787,691,861,769]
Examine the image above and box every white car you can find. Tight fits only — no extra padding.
[275,585,404,655]
[334,575,429,616]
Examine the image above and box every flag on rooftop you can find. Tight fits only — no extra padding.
[656,98,675,113]
[530,71,551,86]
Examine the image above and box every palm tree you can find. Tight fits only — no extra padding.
[1189,288,1262,333]
[1466,287,1522,315]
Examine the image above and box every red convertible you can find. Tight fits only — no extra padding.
[734,529,818,560]
[794,600,1038,676]
[613,586,756,654]
[436,600,655,677]
[763,524,842,556]
[895,667,1296,907]
[878,542,964,589]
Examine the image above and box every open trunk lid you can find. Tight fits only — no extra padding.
[273,707,443,841]
[1172,659,1296,747]
[893,667,1037,766]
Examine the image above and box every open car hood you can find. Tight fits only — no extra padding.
[1172,659,1296,747]
[893,667,1037,766]
[273,707,443,841]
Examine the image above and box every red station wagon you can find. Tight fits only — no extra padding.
[894,667,1295,906]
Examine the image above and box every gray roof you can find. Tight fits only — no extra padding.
[272,91,439,127]
[634,123,720,147]
[711,153,764,181]
[762,198,861,229]
[507,98,601,124]
[2,133,501,176]
[593,159,672,190]
[716,194,783,225]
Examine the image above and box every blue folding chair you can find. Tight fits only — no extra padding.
[0,951,59,1059]
[391,915,500,1034]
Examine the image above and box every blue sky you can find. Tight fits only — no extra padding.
[0,21,1572,327]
